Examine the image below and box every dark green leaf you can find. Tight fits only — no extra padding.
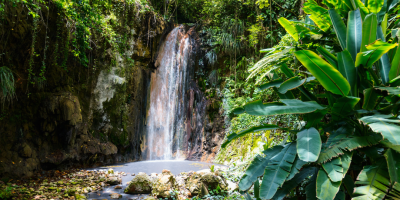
[329,9,347,50]
[316,169,341,200]
[338,50,357,96]
[278,77,306,94]
[346,9,363,61]
[297,128,322,162]
[238,146,284,191]
[322,157,344,182]
[260,143,297,199]
[238,99,325,116]
[258,79,283,91]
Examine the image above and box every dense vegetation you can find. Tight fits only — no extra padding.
[221,0,400,199]
[2,0,400,199]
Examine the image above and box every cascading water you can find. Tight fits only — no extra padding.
[144,26,200,160]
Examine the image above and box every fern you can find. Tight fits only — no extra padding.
[247,47,294,84]
[0,66,16,106]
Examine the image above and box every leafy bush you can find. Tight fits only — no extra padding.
[222,0,400,199]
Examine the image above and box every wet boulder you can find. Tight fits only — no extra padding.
[124,172,152,194]
[152,169,177,198]
[106,176,122,185]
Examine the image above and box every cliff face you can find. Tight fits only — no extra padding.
[0,1,167,178]
[0,1,226,179]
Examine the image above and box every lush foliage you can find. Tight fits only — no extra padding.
[222,0,400,199]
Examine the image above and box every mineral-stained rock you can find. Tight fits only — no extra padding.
[152,170,176,198]
[124,173,152,194]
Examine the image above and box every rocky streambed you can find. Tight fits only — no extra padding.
[0,161,237,199]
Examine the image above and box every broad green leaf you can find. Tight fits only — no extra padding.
[322,157,344,182]
[303,2,332,31]
[316,169,341,200]
[347,9,363,61]
[297,128,322,162]
[360,114,400,124]
[304,109,328,128]
[338,50,357,96]
[306,171,318,200]
[332,96,360,121]
[278,18,299,42]
[329,9,347,50]
[389,42,400,81]
[353,162,390,200]
[278,77,306,94]
[368,0,385,13]
[356,40,398,68]
[258,79,283,91]
[239,146,284,191]
[272,167,318,200]
[363,88,380,110]
[260,143,297,199]
[375,86,400,97]
[367,122,400,145]
[318,133,382,163]
[384,149,400,184]
[377,26,391,84]
[361,13,378,52]
[235,99,325,116]
[287,156,308,180]
[222,124,281,148]
[317,47,338,68]
[254,179,260,199]
[334,189,346,200]
[343,175,355,197]
[295,50,351,96]
[341,152,353,178]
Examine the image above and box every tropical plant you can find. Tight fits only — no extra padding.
[221,0,400,199]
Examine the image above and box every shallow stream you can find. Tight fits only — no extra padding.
[86,160,225,200]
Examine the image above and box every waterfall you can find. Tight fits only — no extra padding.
[144,26,197,160]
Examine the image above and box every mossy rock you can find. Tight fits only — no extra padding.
[124,173,152,194]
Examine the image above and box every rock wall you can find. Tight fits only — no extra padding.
[0,1,167,178]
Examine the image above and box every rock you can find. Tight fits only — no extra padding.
[20,143,32,158]
[131,173,135,176]
[114,185,122,189]
[108,168,114,174]
[185,173,205,196]
[106,177,121,185]
[110,193,122,199]
[226,180,238,191]
[201,172,228,191]
[152,170,176,198]
[124,173,152,194]
[162,169,170,174]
